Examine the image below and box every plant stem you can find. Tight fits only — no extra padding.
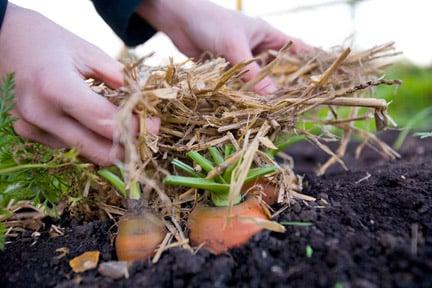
[187,151,226,183]
[129,181,141,200]
[224,144,235,159]
[245,166,277,183]
[97,169,127,197]
[186,151,215,173]
[164,175,230,194]
[171,159,205,177]
[0,163,71,175]
[209,147,224,165]
[117,165,141,200]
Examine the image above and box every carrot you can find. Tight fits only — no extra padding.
[188,197,268,254]
[164,146,280,254]
[116,212,167,261]
[242,178,278,205]
[98,167,167,261]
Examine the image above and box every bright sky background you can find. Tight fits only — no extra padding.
[10,0,432,66]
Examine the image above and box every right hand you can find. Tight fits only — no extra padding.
[0,4,160,166]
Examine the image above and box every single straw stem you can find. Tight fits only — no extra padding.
[279,97,387,109]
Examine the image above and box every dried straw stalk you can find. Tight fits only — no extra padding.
[90,42,401,243]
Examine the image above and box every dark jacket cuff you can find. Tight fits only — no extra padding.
[91,0,157,47]
[0,0,7,31]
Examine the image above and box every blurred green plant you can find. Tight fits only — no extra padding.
[416,132,432,139]
[0,74,94,249]
[377,64,432,130]
[287,64,432,151]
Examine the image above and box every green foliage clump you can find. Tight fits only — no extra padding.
[0,74,92,249]
[164,147,276,207]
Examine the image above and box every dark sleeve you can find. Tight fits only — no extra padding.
[90,0,157,47]
[0,0,7,30]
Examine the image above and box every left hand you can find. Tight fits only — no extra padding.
[137,0,310,94]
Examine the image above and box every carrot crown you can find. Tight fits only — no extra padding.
[163,145,276,207]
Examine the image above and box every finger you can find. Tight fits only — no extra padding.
[58,73,162,141]
[80,45,124,89]
[146,116,161,135]
[255,27,313,55]
[224,39,277,94]
[43,114,123,166]
[13,118,66,149]
[16,96,122,166]
[45,74,126,140]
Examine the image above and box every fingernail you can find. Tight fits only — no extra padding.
[255,77,277,95]
[262,82,277,94]
[146,117,161,135]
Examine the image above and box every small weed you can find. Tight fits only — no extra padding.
[306,244,314,258]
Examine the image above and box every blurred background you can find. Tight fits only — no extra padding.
[9,0,432,132]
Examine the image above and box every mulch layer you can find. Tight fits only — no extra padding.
[1,133,431,288]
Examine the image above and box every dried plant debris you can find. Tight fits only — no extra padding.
[89,43,401,252]
[69,251,100,273]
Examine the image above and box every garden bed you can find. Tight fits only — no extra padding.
[1,133,431,288]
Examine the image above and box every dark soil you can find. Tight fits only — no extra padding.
[1,133,432,288]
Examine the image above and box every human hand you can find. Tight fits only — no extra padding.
[0,4,160,166]
[138,0,310,94]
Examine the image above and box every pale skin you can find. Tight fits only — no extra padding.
[0,0,308,166]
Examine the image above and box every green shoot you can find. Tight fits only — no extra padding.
[415,132,432,139]
[164,176,230,193]
[98,166,141,200]
[393,106,432,150]
[224,144,235,159]
[164,146,276,207]
[98,169,127,197]
[171,159,205,178]
[0,222,5,250]
[186,151,215,173]
[306,245,314,258]
[267,133,305,158]
[245,166,277,183]
[281,221,313,227]
[209,147,224,165]
[117,166,140,200]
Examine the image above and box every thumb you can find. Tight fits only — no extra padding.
[80,45,124,89]
[224,40,277,95]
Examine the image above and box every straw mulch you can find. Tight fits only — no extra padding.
[90,42,401,252]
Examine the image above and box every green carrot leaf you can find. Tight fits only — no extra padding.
[186,151,215,173]
[245,166,277,183]
[171,159,205,177]
[164,175,230,194]
[209,147,224,165]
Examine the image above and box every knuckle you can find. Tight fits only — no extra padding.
[34,70,59,102]
[90,152,113,167]
[13,120,35,139]
[16,98,40,124]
